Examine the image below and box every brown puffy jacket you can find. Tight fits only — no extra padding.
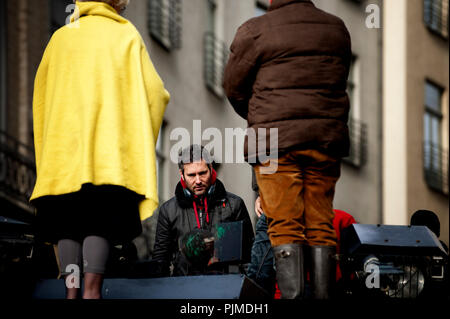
[223,0,352,161]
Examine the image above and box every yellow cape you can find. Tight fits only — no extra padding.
[31,1,170,221]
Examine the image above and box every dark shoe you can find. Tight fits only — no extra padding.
[273,244,304,299]
[310,245,336,299]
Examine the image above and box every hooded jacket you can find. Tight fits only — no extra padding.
[152,178,254,276]
[31,1,170,220]
[223,0,352,161]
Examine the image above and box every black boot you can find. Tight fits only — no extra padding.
[273,244,304,299]
[310,245,336,299]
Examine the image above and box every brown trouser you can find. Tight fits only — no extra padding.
[254,149,340,247]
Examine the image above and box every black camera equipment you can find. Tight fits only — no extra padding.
[340,224,448,299]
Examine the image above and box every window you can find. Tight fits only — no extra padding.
[203,33,228,98]
[0,0,6,132]
[424,0,449,38]
[148,0,182,51]
[344,56,367,168]
[423,81,448,194]
[204,0,228,98]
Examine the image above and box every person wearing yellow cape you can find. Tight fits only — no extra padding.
[31,0,169,299]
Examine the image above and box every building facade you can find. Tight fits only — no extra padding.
[0,0,48,223]
[383,0,449,244]
[0,0,448,260]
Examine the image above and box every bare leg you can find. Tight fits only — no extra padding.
[82,272,104,299]
[81,235,110,299]
[66,287,80,299]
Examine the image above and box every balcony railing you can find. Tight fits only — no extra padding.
[148,0,182,50]
[343,117,367,168]
[203,32,229,98]
[0,131,36,213]
[424,142,449,195]
[424,0,449,39]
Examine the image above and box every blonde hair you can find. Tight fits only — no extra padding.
[77,0,130,11]
[104,0,130,9]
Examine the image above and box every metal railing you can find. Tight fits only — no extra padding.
[424,0,449,39]
[203,32,229,98]
[424,142,449,194]
[148,0,182,50]
[0,131,36,213]
[343,117,368,168]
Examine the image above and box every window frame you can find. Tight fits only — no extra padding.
[148,0,182,51]
[424,80,444,154]
[423,80,448,194]
[423,0,449,39]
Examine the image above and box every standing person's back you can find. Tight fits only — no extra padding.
[224,0,352,162]
[224,0,351,300]
[31,0,170,299]
[32,1,169,216]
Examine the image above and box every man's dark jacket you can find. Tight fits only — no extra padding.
[223,0,352,161]
[152,179,254,276]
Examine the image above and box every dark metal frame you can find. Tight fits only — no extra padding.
[423,80,448,195]
[341,253,448,299]
[424,142,449,195]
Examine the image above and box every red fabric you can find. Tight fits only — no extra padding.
[180,175,187,189]
[333,209,356,244]
[274,283,281,299]
[204,198,209,223]
[192,201,202,229]
[273,209,356,298]
[333,209,356,282]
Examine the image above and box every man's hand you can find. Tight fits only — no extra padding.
[255,196,264,218]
